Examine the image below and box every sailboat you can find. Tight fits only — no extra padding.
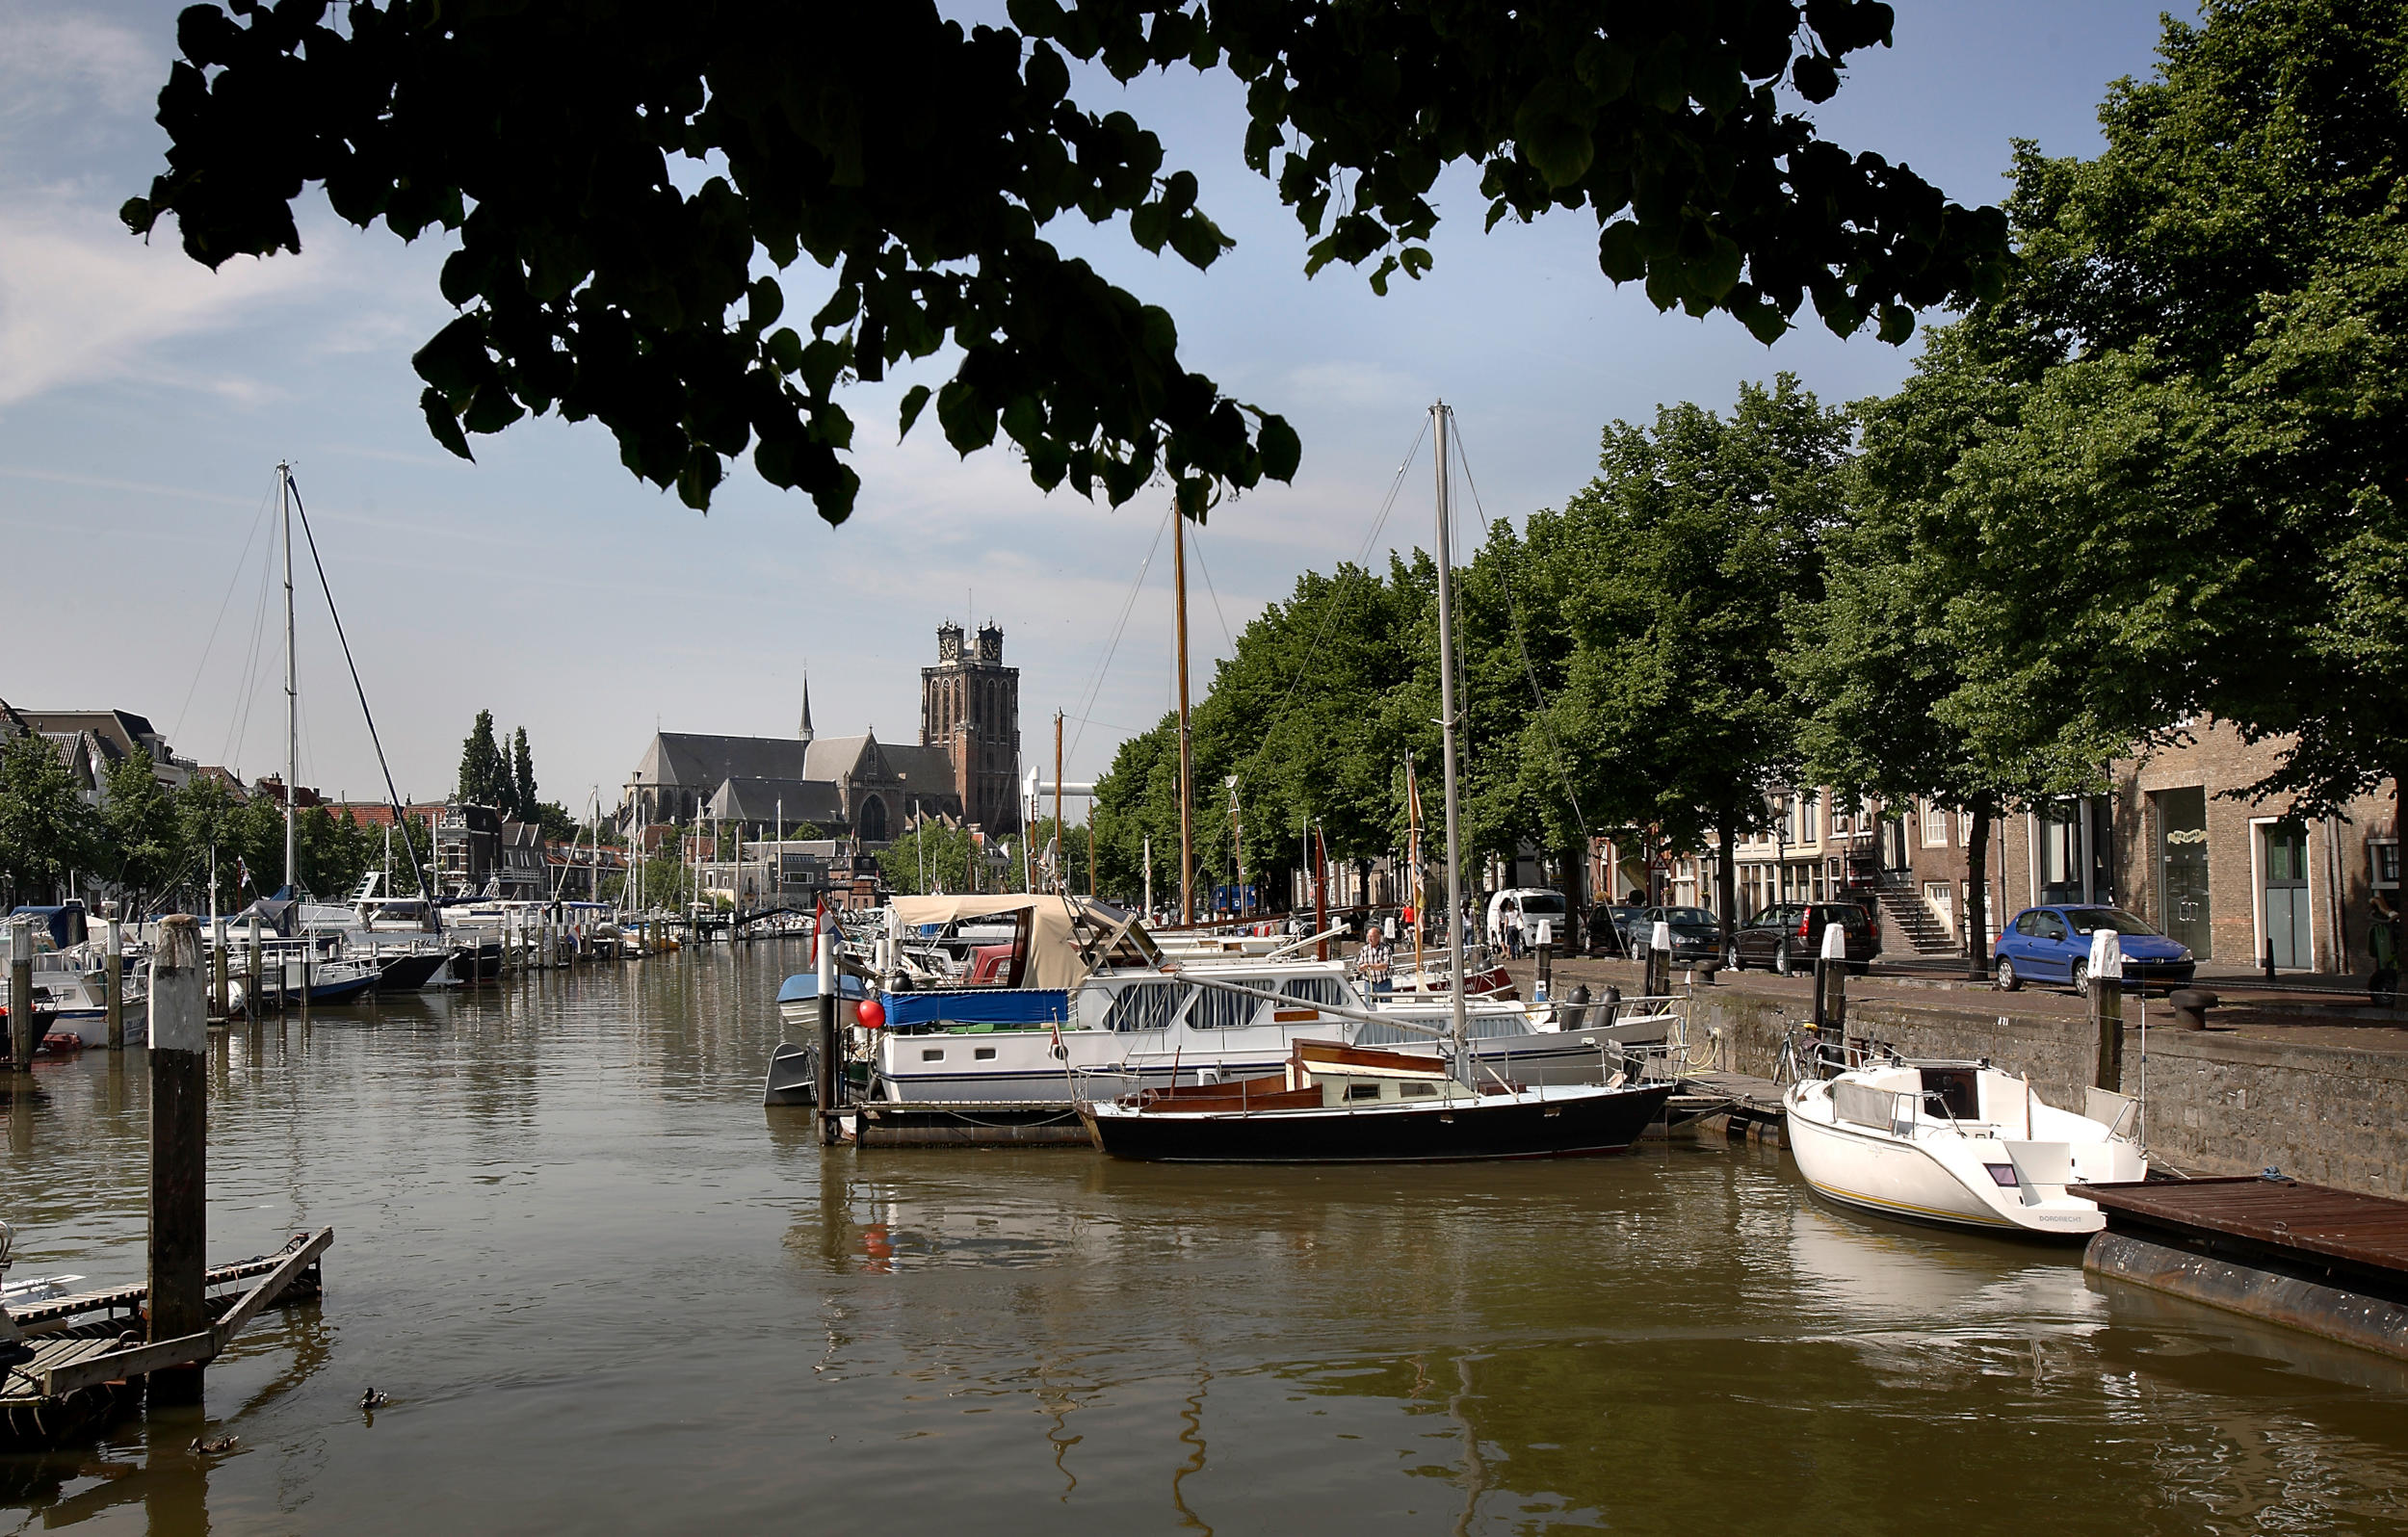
[1082,404,1675,1162]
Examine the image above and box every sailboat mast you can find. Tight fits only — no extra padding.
[1174,508,1195,925]
[280,462,298,894]
[1430,404,1470,1061]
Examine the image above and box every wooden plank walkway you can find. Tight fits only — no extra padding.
[2082,1178,2408,1361]
[1,1228,332,1444]
[2084,1178,2408,1293]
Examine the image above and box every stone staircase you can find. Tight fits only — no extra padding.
[1866,875,1960,956]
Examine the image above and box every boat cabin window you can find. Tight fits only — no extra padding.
[1400,1082,1439,1099]
[1920,1067,1979,1121]
[973,1047,997,1060]
[1103,982,1184,1033]
[1186,986,1259,1031]
[1277,977,1349,1008]
[1345,1082,1383,1101]
[921,1048,945,1061]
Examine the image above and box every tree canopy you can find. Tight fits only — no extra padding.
[124,0,2005,522]
[1932,0,2408,810]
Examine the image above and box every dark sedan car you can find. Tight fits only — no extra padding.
[1993,905,2195,993]
[1640,905,1721,962]
[1585,904,1647,957]
[1724,901,1881,975]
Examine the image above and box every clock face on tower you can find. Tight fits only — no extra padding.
[938,629,961,661]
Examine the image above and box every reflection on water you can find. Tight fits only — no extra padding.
[5,942,2407,1535]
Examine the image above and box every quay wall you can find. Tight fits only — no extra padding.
[1655,980,2408,1200]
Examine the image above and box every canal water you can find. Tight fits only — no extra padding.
[6,943,2407,1535]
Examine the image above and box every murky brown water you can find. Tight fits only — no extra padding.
[6,944,2407,1535]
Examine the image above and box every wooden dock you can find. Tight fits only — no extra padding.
[2082,1178,2408,1361]
[847,1101,1093,1147]
[1,1228,332,1446]
[1665,1070,1788,1146]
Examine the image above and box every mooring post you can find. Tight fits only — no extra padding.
[1813,921,1848,1052]
[106,918,125,1050]
[815,908,841,1144]
[8,915,33,1074]
[2089,929,2124,1091]
[299,935,312,1025]
[247,917,262,1021]
[147,914,209,1406]
[1645,921,1672,1000]
[212,915,229,1023]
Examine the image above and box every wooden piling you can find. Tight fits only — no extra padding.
[815,912,840,1144]
[2091,965,2124,1091]
[247,918,262,1021]
[299,940,311,1025]
[211,916,229,1022]
[105,919,125,1050]
[8,915,32,1074]
[146,915,208,1406]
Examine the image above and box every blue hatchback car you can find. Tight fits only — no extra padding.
[1993,905,2196,994]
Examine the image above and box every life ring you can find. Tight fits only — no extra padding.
[1050,1043,1068,1060]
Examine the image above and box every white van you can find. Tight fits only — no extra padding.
[1485,888,1569,952]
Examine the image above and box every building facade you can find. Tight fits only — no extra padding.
[920,621,1022,833]
[620,624,1020,846]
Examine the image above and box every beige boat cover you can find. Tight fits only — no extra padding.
[886,894,1142,991]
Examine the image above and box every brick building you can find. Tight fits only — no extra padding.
[920,621,1022,833]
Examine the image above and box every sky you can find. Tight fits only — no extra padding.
[0,2,2191,819]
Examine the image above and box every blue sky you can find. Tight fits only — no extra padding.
[0,3,2187,817]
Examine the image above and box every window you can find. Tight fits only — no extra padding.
[1103,982,1183,1033]
[1920,800,1950,847]
[973,1047,997,1060]
[1959,811,1976,846]
[2374,840,2400,891]
[1400,1082,1439,1099]
[921,1048,945,1061]
[1799,797,1819,844]
[1277,977,1348,1008]
[2034,912,2069,941]
[1186,985,1259,1030]
[1346,1082,1382,1102]
[2066,908,2163,937]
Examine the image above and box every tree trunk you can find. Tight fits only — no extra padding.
[1716,813,1740,956]
[1965,801,1994,981]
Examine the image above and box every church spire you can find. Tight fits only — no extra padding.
[798,673,815,745]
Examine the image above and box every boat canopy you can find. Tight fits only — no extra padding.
[885,895,1157,991]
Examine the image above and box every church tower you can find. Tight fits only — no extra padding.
[798,674,815,746]
[921,620,1021,831]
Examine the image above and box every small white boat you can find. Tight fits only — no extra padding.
[1784,1055,2148,1238]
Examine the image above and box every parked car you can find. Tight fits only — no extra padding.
[1639,905,1721,962]
[1725,902,1881,975]
[1993,905,2195,993]
[1586,903,1646,957]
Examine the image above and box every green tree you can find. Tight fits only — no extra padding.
[510,727,537,822]
[0,733,98,906]
[1788,330,2125,977]
[878,821,986,896]
[535,800,580,844]
[123,1,2004,523]
[98,749,178,912]
[1947,0,2408,815]
[1536,375,1853,942]
[172,773,242,911]
[457,710,510,808]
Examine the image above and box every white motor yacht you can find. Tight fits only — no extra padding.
[1784,1052,2148,1238]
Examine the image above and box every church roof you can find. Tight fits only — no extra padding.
[707,777,845,824]
[634,731,814,790]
